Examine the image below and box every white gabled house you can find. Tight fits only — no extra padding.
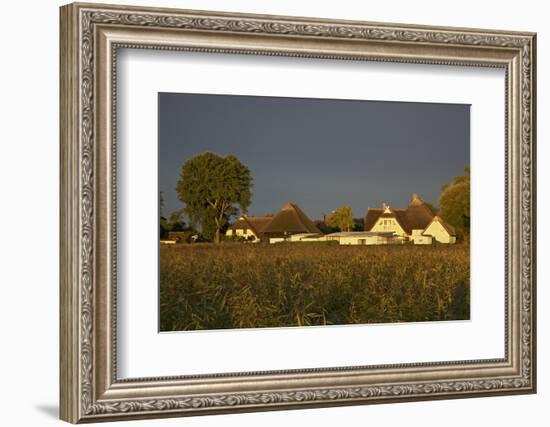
[422,216,457,244]
[262,202,323,243]
[225,195,457,246]
[226,202,322,244]
[225,215,273,242]
[364,193,457,244]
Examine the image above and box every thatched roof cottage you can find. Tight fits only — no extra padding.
[364,193,456,244]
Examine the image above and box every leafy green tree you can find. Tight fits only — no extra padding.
[160,218,169,239]
[326,206,354,232]
[167,210,186,231]
[176,152,253,243]
[439,167,470,238]
[159,192,168,238]
[352,218,364,231]
[200,207,233,242]
[160,209,188,239]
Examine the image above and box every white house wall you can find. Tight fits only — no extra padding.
[226,228,259,241]
[412,235,433,245]
[423,221,456,244]
[370,217,407,237]
[336,235,396,245]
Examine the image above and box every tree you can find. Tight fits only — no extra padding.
[326,206,354,232]
[159,192,168,238]
[167,210,186,231]
[159,191,165,218]
[439,167,470,238]
[200,207,232,242]
[352,218,364,231]
[176,152,253,243]
[160,209,188,239]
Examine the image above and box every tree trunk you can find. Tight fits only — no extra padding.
[214,205,224,244]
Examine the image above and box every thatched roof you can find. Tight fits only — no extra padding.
[229,215,273,237]
[404,193,436,231]
[364,208,384,231]
[364,194,436,234]
[262,202,321,235]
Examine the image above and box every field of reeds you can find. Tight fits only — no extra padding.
[159,243,470,331]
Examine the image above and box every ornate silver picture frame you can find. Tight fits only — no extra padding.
[60,2,536,423]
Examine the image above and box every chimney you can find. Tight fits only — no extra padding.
[411,193,422,205]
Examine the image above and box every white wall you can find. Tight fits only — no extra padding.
[0,1,546,426]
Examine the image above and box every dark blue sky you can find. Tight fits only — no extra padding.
[159,93,469,221]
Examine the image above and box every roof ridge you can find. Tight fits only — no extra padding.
[262,202,321,234]
[434,215,456,235]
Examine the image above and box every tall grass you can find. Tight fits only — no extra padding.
[160,243,469,331]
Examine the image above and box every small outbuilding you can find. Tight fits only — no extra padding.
[423,216,457,244]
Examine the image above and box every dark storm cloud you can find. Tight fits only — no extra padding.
[159,92,469,220]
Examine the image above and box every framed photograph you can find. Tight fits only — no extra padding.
[60,2,536,423]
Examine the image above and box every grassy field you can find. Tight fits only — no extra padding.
[159,243,470,331]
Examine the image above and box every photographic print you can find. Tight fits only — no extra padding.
[159,93,471,332]
[60,5,536,420]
